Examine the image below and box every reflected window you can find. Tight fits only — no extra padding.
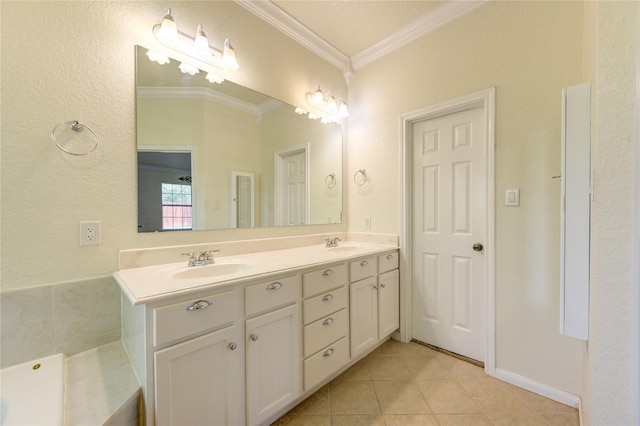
[162,183,192,230]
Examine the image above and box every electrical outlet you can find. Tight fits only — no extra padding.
[80,221,101,246]
[364,215,371,230]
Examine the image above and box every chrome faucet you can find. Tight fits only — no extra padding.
[325,237,342,248]
[182,249,220,267]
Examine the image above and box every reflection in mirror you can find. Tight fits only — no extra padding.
[136,45,343,232]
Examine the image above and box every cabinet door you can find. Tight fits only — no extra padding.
[350,277,378,358]
[246,304,301,426]
[155,325,242,426]
[378,270,400,338]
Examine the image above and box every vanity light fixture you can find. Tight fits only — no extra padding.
[301,85,349,122]
[149,8,239,79]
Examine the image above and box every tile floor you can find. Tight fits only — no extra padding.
[274,340,579,426]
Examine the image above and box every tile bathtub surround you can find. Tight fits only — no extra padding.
[0,276,121,368]
[274,340,579,426]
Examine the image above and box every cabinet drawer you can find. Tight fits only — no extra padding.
[378,251,399,273]
[304,337,349,391]
[154,290,238,347]
[246,275,300,316]
[303,286,348,324]
[303,309,348,357]
[349,257,377,282]
[302,263,347,297]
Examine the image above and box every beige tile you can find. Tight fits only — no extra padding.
[373,381,432,414]
[289,385,330,415]
[461,378,532,413]
[337,358,371,380]
[539,412,580,426]
[384,414,440,425]
[329,380,381,414]
[487,412,549,425]
[365,355,413,380]
[437,355,486,380]
[436,414,494,425]
[370,339,400,356]
[277,415,331,426]
[416,380,482,414]
[403,355,454,379]
[394,341,440,357]
[331,415,385,425]
[507,385,578,414]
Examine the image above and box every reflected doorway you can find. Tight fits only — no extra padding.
[230,171,255,228]
[274,144,310,226]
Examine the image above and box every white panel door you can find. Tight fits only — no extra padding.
[284,151,307,225]
[412,106,486,362]
[237,175,252,228]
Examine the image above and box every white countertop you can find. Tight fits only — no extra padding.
[114,242,398,306]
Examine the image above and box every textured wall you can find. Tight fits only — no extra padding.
[582,2,639,424]
[0,1,347,290]
[347,1,585,395]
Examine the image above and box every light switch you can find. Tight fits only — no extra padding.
[505,189,520,206]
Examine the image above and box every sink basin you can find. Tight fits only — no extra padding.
[171,262,251,280]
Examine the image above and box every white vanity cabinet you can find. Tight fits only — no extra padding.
[301,263,349,391]
[350,252,400,358]
[245,276,301,426]
[152,289,244,426]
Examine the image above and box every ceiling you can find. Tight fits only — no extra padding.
[236,0,487,75]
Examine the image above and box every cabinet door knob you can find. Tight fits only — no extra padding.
[322,269,333,277]
[323,317,334,326]
[266,282,282,291]
[360,260,368,267]
[322,294,333,302]
[228,342,238,351]
[373,285,378,290]
[323,348,334,358]
[249,334,259,342]
[380,283,386,288]
[186,300,212,311]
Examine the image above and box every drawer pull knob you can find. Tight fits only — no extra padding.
[373,285,378,290]
[322,294,333,302]
[360,260,368,267]
[250,334,259,342]
[380,283,386,288]
[386,254,394,260]
[186,300,212,311]
[323,348,334,358]
[228,342,238,351]
[323,318,334,326]
[322,269,333,277]
[266,282,282,291]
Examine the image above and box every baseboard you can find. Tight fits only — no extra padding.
[494,368,581,409]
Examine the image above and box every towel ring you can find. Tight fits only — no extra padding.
[325,173,337,189]
[354,169,368,186]
[51,121,98,155]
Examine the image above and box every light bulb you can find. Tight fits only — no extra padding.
[222,39,239,71]
[178,62,199,75]
[338,101,349,118]
[294,107,307,115]
[194,25,211,58]
[205,73,224,84]
[146,50,170,65]
[312,86,324,106]
[326,93,337,114]
[158,9,178,43]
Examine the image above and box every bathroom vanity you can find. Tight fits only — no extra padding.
[115,237,399,426]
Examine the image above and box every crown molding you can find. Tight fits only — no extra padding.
[137,86,271,121]
[351,1,488,71]
[234,0,351,72]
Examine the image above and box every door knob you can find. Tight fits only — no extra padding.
[473,243,484,252]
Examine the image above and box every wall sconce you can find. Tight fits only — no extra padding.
[298,85,349,123]
[147,8,239,84]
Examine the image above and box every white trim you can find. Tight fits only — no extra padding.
[399,87,496,373]
[351,1,488,71]
[234,0,350,72]
[494,368,581,409]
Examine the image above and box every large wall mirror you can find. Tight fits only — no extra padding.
[135,45,343,232]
